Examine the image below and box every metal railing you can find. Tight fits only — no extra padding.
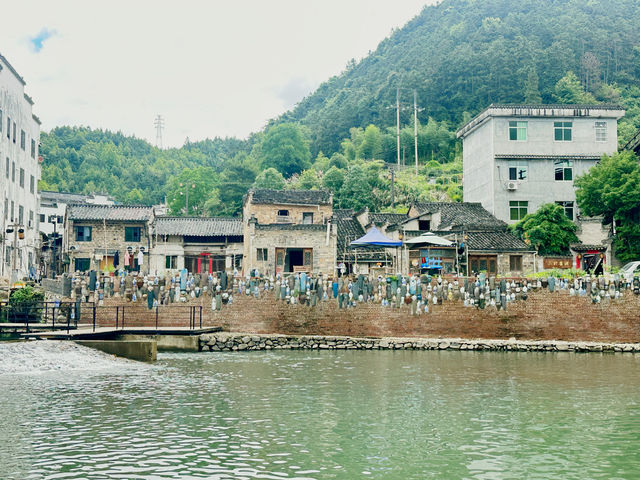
[0,301,92,334]
[102,304,203,332]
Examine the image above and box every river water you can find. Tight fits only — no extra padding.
[1,342,639,479]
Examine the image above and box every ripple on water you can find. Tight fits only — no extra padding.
[1,349,640,479]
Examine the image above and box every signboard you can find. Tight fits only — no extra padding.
[543,257,572,269]
[420,257,443,269]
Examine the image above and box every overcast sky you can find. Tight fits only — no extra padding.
[2,1,434,148]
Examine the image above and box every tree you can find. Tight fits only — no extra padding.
[166,167,219,216]
[253,168,286,190]
[575,151,640,262]
[511,203,578,255]
[258,123,311,177]
[338,165,372,211]
[322,166,345,192]
[292,168,321,190]
[553,71,597,104]
[358,125,382,160]
[217,153,259,216]
[524,67,542,103]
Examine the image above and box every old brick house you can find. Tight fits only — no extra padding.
[64,204,154,273]
[243,189,337,275]
[151,216,243,274]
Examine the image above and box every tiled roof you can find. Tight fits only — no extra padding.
[255,223,326,231]
[412,202,507,231]
[570,244,607,252]
[248,189,332,206]
[463,231,534,252]
[334,209,386,262]
[155,217,242,237]
[369,212,408,226]
[68,204,153,222]
[494,154,602,160]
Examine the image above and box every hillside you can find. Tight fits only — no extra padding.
[40,0,640,215]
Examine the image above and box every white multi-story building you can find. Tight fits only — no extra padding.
[457,104,624,225]
[0,53,41,280]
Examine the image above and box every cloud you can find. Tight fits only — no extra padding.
[29,28,57,53]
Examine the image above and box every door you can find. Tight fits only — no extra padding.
[275,248,285,274]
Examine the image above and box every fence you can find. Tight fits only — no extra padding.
[0,301,92,334]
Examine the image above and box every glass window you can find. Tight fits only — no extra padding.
[510,255,523,272]
[39,214,45,222]
[29,210,33,227]
[508,161,528,181]
[302,212,314,224]
[5,157,8,179]
[508,121,527,141]
[11,162,15,182]
[257,248,268,262]
[554,160,573,181]
[418,219,431,231]
[20,130,25,150]
[7,117,10,139]
[595,121,607,142]
[12,122,16,143]
[10,201,14,221]
[74,258,91,271]
[556,201,574,220]
[124,226,142,242]
[30,175,35,194]
[31,139,36,158]
[509,200,528,221]
[18,205,24,224]
[165,255,177,269]
[19,168,24,188]
[75,226,92,242]
[277,209,289,216]
[554,121,572,141]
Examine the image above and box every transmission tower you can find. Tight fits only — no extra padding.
[154,115,164,149]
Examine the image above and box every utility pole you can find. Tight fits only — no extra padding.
[414,90,419,175]
[154,115,164,149]
[390,169,395,207]
[396,87,401,166]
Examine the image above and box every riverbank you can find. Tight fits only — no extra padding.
[200,332,640,353]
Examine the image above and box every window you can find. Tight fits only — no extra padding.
[6,117,10,139]
[510,255,523,272]
[5,157,8,179]
[508,121,527,141]
[12,121,16,143]
[39,214,45,223]
[74,258,91,272]
[29,210,33,227]
[124,226,142,242]
[418,219,431,231]
[10,201,14,221]
[20,130,25,150]
[554,121,572,141]
[4,199,7,220]
[257,248,268,262]
[56,215,63,224]
[509,200,528,221]
[277,209,289,216]
[302,212,314,224]
[29,175,34,194]
[508,160,528,181]
[19,168,24,188]
[11,161,15,182]
[75,226,92,242]
[556,201,574,220]
[31,139,36,158]
[18,205,23,224]
[595,121,607,142]
[165,255,177,269]
[554,160,573,181]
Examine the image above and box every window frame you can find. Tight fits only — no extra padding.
[509,200,529,221]
[556,201,574,221]
[508,160,529,181]
[165,255,177,269]
[554,121,572,141]
[302,212,314,224]
[595,121,607,142]
[20,130,25,150]
[257,248,268,262]
[508,121,528,141]
[510,255,523,272]
[74,258,91,272]
[19,168,24,188]
[75,225,92,242]
[554,159,573,181]
[124,226,142,242]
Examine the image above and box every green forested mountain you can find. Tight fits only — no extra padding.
[279,0,640,156]
[40,0,640,216]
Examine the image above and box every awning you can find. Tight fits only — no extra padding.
[404,232,453,246]
[350,227,402,247]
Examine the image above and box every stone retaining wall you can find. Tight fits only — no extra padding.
[199,333,640,353]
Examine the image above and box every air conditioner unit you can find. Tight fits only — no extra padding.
[507,181,518,191]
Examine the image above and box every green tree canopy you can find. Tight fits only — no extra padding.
[575,151,640,262]
[253,167,286,190]
[511,203,578,256]
[322,166,345,193]
[553,71,597,104]
[166,167,220,216]
[338,164,373,211]
[258,123,311,177]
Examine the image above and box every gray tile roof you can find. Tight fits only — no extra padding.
[369,212,408,226]
[334,209,386,262]
[68,204,153,222]
[463,231,534,252]
[412,202,507,231]
[155,217,242,237]
[248,189,332,206]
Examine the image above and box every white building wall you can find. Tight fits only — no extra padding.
[0,54,40,280]
[462,121,495,214]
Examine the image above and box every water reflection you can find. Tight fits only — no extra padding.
[1,348,639,479]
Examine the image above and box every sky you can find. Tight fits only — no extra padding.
[1,1,435,148]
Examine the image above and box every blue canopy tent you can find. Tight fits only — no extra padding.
[350,227,402,273]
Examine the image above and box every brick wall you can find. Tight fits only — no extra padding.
[91,290,640,343]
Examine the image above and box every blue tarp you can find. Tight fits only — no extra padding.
[350,227,402,247]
